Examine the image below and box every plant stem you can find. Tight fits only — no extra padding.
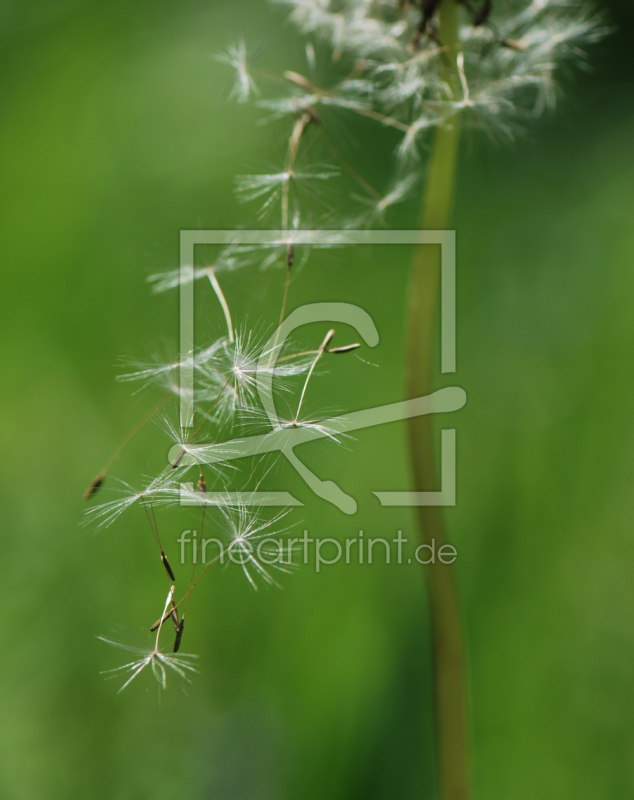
[294,329,335,422]
[206,268,234,342]
[406,3,469,800]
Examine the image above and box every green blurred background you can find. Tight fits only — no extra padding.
[2,1,634,797]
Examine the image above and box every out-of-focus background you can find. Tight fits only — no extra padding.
[1,1,634,798]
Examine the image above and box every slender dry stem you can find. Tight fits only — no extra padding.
[406,3,470,800]
[206,268,234,342]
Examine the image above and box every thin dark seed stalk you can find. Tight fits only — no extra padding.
[279,69,413,135]
[268,111,312,368]
[83,395,170,498]
[172,550,224,611]
[346,103,412,134]
[101,395,170,473]
[281,112,311,232]
[151,540,223,630]
[141,500,174,583]
[249,67,291,86]
[183,502,206,619]
[406,3,470,800]
[141,501,161,550]
[171,499,207,652]
[320,129,382,202]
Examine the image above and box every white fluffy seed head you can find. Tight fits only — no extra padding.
[258,0,606,155]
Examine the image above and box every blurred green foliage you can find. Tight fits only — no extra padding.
[1,1,634,798]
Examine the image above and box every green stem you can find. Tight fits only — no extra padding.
[406,3,469,800]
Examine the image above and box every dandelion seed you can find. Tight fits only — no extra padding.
[216,502,294,590]
[216,39,259,104]
[397,113,442,160]
[83,473,105,501]
[99,638,197,693]
[198,329,312,423]
[328,343,361,354]
[173,619,185,653]
[99,589,197,693]
[154,411,236,477]
[269,414,346,445]
[83,470,186,530]
[255,328,350,444]
[161,550,175,581]
[353,172,419,225]
[117,356,187,393]
[148,251,248,295]
[235,164,339,219]
[83,480,149,529]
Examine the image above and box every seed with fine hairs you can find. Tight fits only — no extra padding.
[83,473,105,500]
[173,619,185,653]
[171,449,185,470]
[161,551,175,581]
[328,343,361,354]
